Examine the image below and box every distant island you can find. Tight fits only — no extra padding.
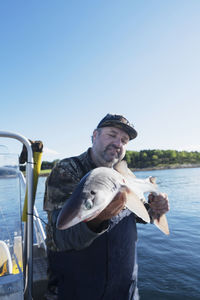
[38,149,200,176]
[0,166,19,177]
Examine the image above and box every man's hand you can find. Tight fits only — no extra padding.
[148,192,169,220]
[87,187,129,231]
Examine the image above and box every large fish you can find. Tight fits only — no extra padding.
[57,161,169,235]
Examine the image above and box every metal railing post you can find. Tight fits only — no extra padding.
[0,131,34,300]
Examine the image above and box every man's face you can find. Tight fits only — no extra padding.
[91,126,129,167]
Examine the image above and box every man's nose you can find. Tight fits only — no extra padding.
[113,137,122,147]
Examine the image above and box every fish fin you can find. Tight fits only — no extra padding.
[154,215,170,235]
[122,188,150,223]
[114,160,136,178]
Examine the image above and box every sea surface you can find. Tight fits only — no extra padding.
[0,167,200,300]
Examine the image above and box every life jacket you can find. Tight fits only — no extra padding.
[50,209,139,300]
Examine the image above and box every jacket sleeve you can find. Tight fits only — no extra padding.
[51,209,108,251]
[43,159,80,211]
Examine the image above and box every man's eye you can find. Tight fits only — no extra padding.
[108,134,116,138]
[122,140,128,145]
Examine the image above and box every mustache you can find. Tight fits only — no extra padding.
[105,144,122,158]
[105,144,121,151]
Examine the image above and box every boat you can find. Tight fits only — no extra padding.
[0,131,48,300]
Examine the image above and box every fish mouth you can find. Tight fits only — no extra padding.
[56,192,108,230]
[57,204,104,230]
[83,209,102,222]
[56,201,81,230]
[56,175,89,230]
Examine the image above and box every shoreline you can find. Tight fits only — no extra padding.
[39,164,200,176]
[132,163,200,172]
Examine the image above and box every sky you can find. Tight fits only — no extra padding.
[0,0,200,161]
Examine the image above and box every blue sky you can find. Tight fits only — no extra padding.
[0,0,200,161]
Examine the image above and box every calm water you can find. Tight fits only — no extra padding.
[0,168,200,300]
[136,167,200,300]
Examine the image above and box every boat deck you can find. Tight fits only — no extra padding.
[33,246,48,300]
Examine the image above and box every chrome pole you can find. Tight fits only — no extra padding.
[0,131,34,300]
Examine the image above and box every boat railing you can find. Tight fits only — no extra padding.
[0,131,35,300]
[19,171,47,252]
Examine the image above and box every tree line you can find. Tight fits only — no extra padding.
[20,159,59,172]
[41,159,59,170]
[40,150,200,170]
[124,149,200,169]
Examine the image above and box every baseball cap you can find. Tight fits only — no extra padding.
[97,113,137,140]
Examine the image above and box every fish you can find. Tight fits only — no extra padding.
[56,160,169,235]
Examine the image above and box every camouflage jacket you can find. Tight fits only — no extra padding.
[43,148,149,251]
[43,148,98,250]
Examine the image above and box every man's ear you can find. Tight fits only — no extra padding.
[92,129,98,143]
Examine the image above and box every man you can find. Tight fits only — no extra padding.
[43,113,169,300]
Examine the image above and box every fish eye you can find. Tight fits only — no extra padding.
[85,199,94,210]
[90,190,96,195]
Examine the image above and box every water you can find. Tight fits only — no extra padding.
[0,168,200,299]
[0,173,22,242]
[136,168,200,300]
